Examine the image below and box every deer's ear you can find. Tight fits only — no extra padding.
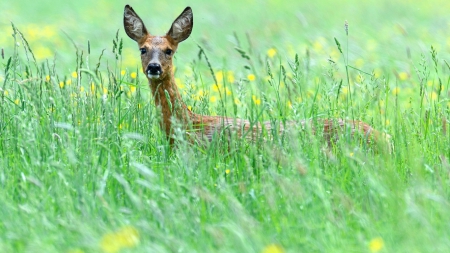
[124,5,149,42]
[167,7,193,43]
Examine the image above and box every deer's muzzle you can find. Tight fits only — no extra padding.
[146,63,163,79]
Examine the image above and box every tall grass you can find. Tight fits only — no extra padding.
[1,3,450,253]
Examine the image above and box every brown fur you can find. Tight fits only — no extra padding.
[123,5,391,150]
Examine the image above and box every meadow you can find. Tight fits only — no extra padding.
[1,0,450,252]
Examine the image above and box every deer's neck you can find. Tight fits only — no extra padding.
[149,75,193,137]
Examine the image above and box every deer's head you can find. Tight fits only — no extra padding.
[123,5,193,82]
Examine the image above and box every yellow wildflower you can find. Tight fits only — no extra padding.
[355,58,364,68]
[431,91,438,100]
[175,78,185,89]
[392,87,400,95]
[45,75,50,82]
[252,95,261,105]
[71,71,78,78]
[59,81,64,88]
[267,48,277,58]
[373,68,382,78]
[286,100,292,108]
[100,226,140,253]
[130,72,137,79]
[225,169,230,174]
[398,72,408,81]
[248,74,256,81]
[14,99,20,105]
[261,244,284,253]
[210,96,217,103]
[227,71,235,83]
[120,70,126,76]
[368,237,384,253]
[313,39,324,52]
[215,71,223,82]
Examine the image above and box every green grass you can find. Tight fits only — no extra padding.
[1,0,450,252]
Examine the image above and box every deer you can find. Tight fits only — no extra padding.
[123,5,392,152]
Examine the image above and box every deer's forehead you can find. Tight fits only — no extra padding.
[141,36,172,48]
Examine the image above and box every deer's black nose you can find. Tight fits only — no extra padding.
[146,63,162,76]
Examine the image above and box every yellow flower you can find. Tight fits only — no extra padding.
[66,79,72,85]
[248,74,256,81]
[34,46,52,60]
[252,95,261,105]
[71,71,78,78]
[225,169,230,174]
[215,71,223,82]
[373,68,382,78]
[286,100,292,108]
[59,81,64,88]
[80,86,85,92]
[368,237,384,253]
[14,99,20,105]
[187,105,192,111]
[210,96,217,103]
[100,226,140,253]
[90,83,96,92]
[175,78,185,89]
[234,98,241,105]
[3,90,8,96]
[341,87,349,95]
[261,244,284,253]
[355,58,364,68]
[212,83,222,92]
[130,85,136,93]
[267,48,277,58]
[313,39,324,52]
[227,71,235,83]
[46,75,50,82]
[398,72,408,81]
[392,87,400,95]
[431,91,438,100]
[103,87,108,95]
[121,70,126,76]
[130,72,137,79]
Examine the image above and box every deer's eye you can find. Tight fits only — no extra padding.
[165,49,173,56]
[140,48,147,55]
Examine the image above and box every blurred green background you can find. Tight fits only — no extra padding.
[2,0,450,72]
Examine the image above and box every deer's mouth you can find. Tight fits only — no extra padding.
[147,72,161,79]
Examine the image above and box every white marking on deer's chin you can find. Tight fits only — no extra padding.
[147,74,160,79]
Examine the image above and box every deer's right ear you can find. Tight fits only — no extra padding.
[124,5,149,42]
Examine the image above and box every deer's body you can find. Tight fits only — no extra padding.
[123,5,390,149]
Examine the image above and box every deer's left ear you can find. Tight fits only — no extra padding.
[167,7,193,43]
